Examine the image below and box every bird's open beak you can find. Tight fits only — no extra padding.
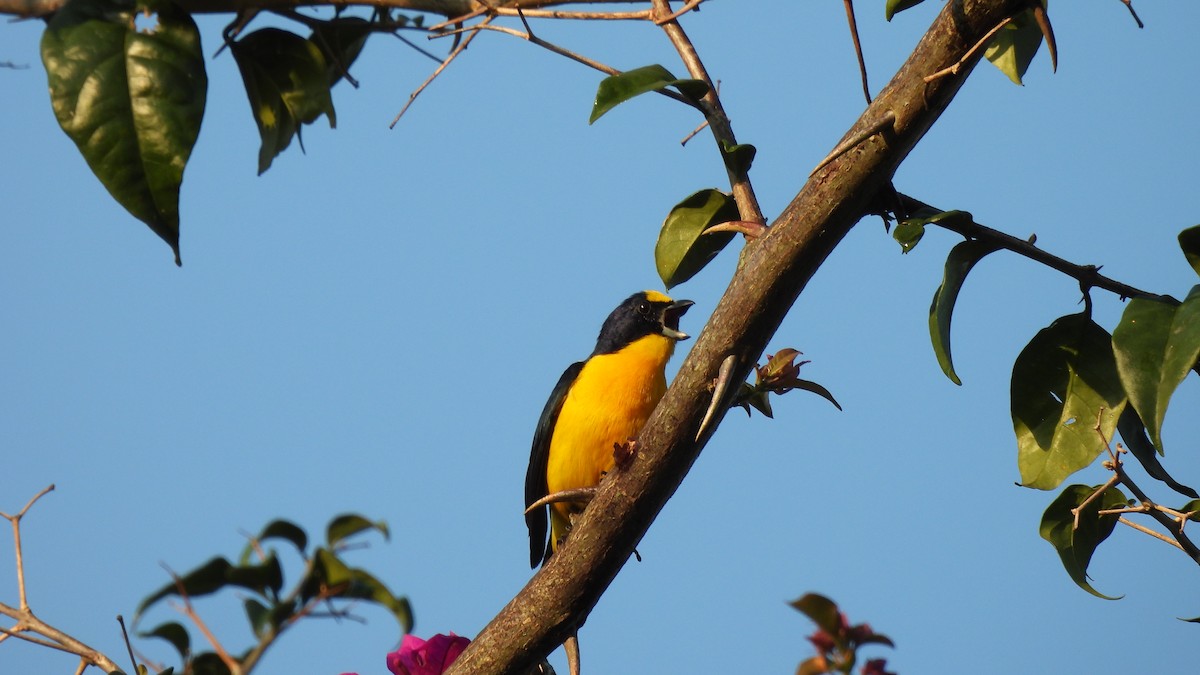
[660,299,694,340]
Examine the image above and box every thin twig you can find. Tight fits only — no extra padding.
[1071,473,1120,531]
[391,14,494,126]
[842,0,871,104]
[1118,517,1183,549]
[894,193,1168,302]
[680,119,709,146]
[1119,0,1144,29]
[652,0,704,25]
[650,0,764,224]
[428,4,657,32]
[164,566,240,673]
[924,15,1013,82]
[431,12,698,110]
[1094,418,1200,565]
[1,484,55,611]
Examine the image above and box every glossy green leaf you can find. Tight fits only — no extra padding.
[310,17,371,87]
[885,0,926,21]
[1116,406,1198,498]
[138,621,190,660]
[230,28,335,175]
[312,548,414,633]
[655,189,740,289]
[892,219,925,253]
[1179,226,1200,278]
[929,239,999,385]
[1040,483,1127,599]
[984,7,1044,85]
[789,593,842,643]
[720,140,756,174]
[1011,313,1127,490]
[1112,288,1200,453]
[893,208,972,254]
[41,0,207,265]
[327,513,390,547]
[589,64,707,124]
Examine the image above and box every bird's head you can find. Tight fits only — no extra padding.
[593,290,694,355]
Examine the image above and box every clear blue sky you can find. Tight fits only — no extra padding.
[4,3,1200,674]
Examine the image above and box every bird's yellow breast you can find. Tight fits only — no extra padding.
[546,334,675,502]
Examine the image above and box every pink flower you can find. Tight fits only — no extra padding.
[387,633,471,675]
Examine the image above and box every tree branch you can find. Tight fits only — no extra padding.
[894,193,1169,302]
[446,1,1028,672]
[0,0,644,20]
[650,0,764,225]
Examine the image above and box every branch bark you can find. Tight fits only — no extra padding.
[447,1,1026,673]
[0,0,640,20]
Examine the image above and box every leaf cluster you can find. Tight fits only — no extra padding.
[130,514,410,675]
[903,212,1200,599]
[39,0,402,264]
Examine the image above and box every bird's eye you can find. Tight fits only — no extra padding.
[636,300,651,315]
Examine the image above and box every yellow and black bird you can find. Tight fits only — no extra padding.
[525,290,693,567]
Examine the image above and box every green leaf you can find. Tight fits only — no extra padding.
[1116,406,1198,498]
[885,0,927,21]
[41,0,207,265]
[983,7,1045,85]
[720,140,756,175]
[1112,288,1200,453]
[269,597,298,631]
[138,621,190,660]
[230,28,336,175]
[1180,499,1200,522]
[1179,226,1200,278]
[928,239,999,385]
[190,652,233,675]
[309,17,371,87]
[1040,483,1127,599]
[654,189,740,289]
[244,598,270,638]
[240,518,309,564]
[791,379,843,411]
[789,593,842,643]
[892,219,925,253]
[327,513,390,547]
[1011,313,1127,490]
[135,555,283,623]
[589,64,707,124]
[893,208,972,254]
[311,548,414,633]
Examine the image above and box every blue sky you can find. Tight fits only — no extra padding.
[4,2,1200,674]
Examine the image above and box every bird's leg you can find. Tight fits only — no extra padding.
[564,628,581,675]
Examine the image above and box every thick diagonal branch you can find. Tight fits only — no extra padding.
[446,2,1027,673]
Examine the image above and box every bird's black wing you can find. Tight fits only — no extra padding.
[525,360,584,568]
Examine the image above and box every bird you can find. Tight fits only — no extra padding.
[524,290,693,568]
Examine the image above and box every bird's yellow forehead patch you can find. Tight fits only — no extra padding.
[643,290,672,303]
